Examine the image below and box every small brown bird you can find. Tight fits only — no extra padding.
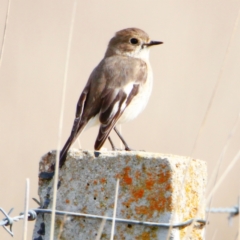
[60,28,163,168]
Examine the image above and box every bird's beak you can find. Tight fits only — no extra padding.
[144,41,163,47]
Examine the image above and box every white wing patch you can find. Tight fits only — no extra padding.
[121,82,134,111]
[85,114,100,130]
[110,101,120,118]
[123,82,134,95]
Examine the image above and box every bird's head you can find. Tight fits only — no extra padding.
[105,28,163,60]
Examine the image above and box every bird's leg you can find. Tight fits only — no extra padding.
[108,136,116,150]
[113,127,132,151]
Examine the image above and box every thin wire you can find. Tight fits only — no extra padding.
[236,232,239,240]
[95,214,107,240]
[206,113,240,222]
[211,230,218,240]
[57,214,67,239]
[110,179,119,240]
[50,1,77,239]
[207,207,238,214]
[22,179,29,240]
[0,206,207,237]
[183,112,239,239]
[0,208,37,236]
[184,5,240,239]
[207,149,240,204]
[32,209,206,227]
[0,0,11,69]
[190,5,240,156]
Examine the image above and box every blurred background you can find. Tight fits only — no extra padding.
[0,0,240,239]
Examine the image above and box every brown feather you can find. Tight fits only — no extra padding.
[60,51,147,162]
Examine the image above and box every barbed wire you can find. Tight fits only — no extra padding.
[207,205,239,225]
[1,202,239,237]
[0,207,36,236]
[207,206,239,215]
[0,206,207,237]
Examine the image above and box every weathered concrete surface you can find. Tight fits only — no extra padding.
[33,150,207,240]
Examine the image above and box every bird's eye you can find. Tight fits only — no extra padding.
[130,38,139,44]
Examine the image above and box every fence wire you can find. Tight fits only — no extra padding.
[1,202,239,237]
[0,206,207,237]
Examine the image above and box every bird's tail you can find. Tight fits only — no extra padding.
[59,122,87,168]
[94,122,117,151]
[59,139,72,168]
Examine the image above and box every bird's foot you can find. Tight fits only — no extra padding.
[125,146,133,151]
[111,147,134,151]
[108,136,134,151]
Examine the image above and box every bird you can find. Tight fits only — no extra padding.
[59,27,163,168]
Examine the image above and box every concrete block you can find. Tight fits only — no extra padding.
[33,150,207,240]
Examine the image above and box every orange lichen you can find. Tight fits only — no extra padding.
[165,183,172,191]
[136,230,157,240]
[136,232,150,240]
[65,199,70,204]
[118,165,173,219]
[122,166,132,185]
[133,189,144,199]
[158,171,171,184]
[135,205,149,215]
[100,178,106,184]
[145,178,155,190]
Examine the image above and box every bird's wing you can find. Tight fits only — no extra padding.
[94,55,148,150]
[59,83,91,167]
[60,55,147,165]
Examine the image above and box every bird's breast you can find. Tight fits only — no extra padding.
[118,62,153,124]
